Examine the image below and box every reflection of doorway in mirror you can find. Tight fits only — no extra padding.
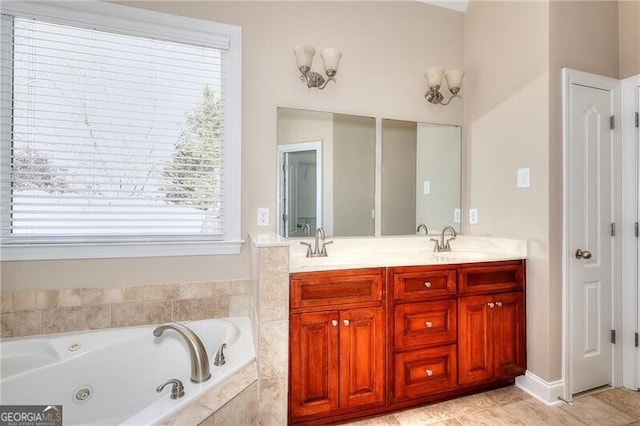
[277,142,323,237]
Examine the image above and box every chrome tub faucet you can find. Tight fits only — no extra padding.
[417,223,429,235]
[153,323,211,383]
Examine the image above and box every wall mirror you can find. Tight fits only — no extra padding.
[381,119,462,236]
[277,107,375,237]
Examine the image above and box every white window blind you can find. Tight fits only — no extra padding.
[1,11,234,246]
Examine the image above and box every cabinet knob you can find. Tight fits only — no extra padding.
[425,369,433,377]
[496,301,503,307]
[331,320,338,327]
[425,321,433,328]
[424,282,432,288]
[488,302,495,308]
[343,320,350,326]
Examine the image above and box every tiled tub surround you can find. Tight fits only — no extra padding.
[1,317,255,425]
[0,280,251,338]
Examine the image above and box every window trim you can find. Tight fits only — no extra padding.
[0,1,243,260]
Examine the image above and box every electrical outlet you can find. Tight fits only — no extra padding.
[257,208,269,227]
[454,208,461,224]
[517,168,530,188]
[469,208,479,225]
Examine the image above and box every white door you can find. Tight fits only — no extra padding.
[568,81,616,394]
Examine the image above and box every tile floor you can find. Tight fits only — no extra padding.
[341,386,640,425]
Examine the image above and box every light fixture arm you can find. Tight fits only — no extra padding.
[299,69,336,90]
[439,93,460,106]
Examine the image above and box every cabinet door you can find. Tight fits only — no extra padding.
[493,292,526,378]
[458,295,493,384]
[290,312,340,418]
[339,307,385,410]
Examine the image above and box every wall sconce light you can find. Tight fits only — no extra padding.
[293,45,342,90]
[424,67,464,106]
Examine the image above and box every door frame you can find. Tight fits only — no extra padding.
[621,74,640,390]
[561,68,622,401]
[276,141,323,237]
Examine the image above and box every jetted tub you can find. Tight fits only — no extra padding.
[0,317,255,425]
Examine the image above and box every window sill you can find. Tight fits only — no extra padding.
[0,240,244,261]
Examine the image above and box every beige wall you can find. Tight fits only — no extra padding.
[619,0,640,78]
[548,0,620,380]
[464,0,552,380]
[1,1,464,291]
[464,0,621,383]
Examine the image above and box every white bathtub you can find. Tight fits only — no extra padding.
[0,317,255,425]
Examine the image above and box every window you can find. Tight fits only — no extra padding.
[0,2,242,260]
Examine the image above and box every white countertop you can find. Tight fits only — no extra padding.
[288,235,527,273]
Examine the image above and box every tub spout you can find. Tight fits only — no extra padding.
[153,323,211,383]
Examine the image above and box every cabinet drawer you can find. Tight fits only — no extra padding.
[458,260,524,294]
[394,344,457,401]
[394,300,457,349]
[290,268,384,309]
[391,267,456,300]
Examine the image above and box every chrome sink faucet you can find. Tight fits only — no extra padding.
[300,227,333,257]
[417,223,429,235]
[153,323,211,383]
[431,226,457,252]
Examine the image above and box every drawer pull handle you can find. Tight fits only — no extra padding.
[343,320,350,326]
[425,369,433,377]
[424,282,432,288]
[488,302,495,308]
[425,321,433,328]
[331,320,338,327]
[496,301,503,307]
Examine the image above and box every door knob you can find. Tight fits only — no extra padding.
[575,249,592,260]
[331,320,338,327]
[343,320,350,326]
[424,282,432,288]
[425,321,433,328]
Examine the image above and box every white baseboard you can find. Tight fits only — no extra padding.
[515,371,565,406]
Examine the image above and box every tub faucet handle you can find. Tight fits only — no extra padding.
[214,342,227,366]
[156,378,185,399]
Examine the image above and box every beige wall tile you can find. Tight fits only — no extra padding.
[173,298,227,322]
[143,284,180,301]
[111,302,146,327]
[1,311,40,337]
[211,381,258,426]
[259,320,288,379]
[228,294,249,317]
[179,282,214,300]
[36,290,59,309]
[258,247,289,322]
[80,288,104,306]
[258,377,288,426]
[41,306,110,334]
[143,301,173,324]
[1,293,13,313]
[12,290,37,311]
[58,289,83,307]
[198,362,258,412]
[159,402,212,426]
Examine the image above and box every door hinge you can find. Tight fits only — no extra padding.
[611,329,616,344]
[636,222,639,238]
[610,115,615,130]
[610,222,615,236]
[282,214,288,223]
[635,332,639,348]
[636,112,639,128]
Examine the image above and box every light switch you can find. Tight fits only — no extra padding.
[454,208,461,224]
[517,168,530,188]
[423,180,431,195]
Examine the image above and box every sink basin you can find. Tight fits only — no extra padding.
[432,250,490,261]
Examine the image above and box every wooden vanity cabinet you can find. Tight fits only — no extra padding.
[289,268,386,423]
[389,266,459,402]
[458,261,526,385]
[288,260,526,425]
